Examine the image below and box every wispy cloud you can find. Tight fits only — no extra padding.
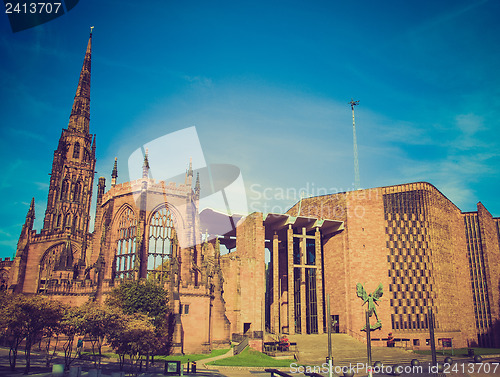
[389,111,499,209]
[0,229,13,238]
[182,75,213,88]
[34,182,49,190]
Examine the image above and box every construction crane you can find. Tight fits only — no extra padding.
[349,99,360,190]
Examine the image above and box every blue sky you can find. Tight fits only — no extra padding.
[1,0,499,259]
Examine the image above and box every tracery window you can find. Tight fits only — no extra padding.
[74,182,82,202]
[38,242,74,293]
[115,207,138,279]
[73,142,80,159]
[60,179,70,200]
[148,207,177,277]
[0,270,8,291]
[39,246,58,292]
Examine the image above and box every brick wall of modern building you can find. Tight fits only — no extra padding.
[287,182,482,348]
[408,183,475,347]
[477,203,500,346]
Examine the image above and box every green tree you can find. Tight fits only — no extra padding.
[79,302,124,367]
[0,293,64,373]
[40,316,62,368]
[105,279,173,358]
[105,279,168,318]
[107,313,158,371]
[59,305,85,370]
[0,292,23,371]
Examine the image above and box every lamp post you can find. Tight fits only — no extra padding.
[327,294,333,377]
[366,311,372,377]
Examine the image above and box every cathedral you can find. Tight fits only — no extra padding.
[6,31,264,354]
[4,31,500,354]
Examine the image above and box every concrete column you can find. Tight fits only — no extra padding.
[272,232,280,334]
[287,225,295,334]
[300,266,307,334]
[300,228,307,334]
[316,227,324,334]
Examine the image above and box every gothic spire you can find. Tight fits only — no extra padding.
[188,157,193,177]
[16,197,35,258]
[142,149,150,179]
[68,30,92,133]
[185,157,193,185]
[26,197,35,222]
[111,157,118,186]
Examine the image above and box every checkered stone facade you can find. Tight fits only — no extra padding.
[384,190,437,332]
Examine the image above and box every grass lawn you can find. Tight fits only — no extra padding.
[207,347,296,367]
[155,348,230,364]
[80,348,230,364]
[413,347,500,356]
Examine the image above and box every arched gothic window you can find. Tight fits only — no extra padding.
[0,270,8,291]
[56,214,62,228]
[148,207,177,277]
[74,182,82,202]
[115,208,137,279]
[38,242,74,293]
[60,180,70,201]
[73,142,80,159]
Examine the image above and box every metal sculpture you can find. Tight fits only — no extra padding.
[356,283,383,331]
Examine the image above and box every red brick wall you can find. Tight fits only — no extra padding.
[345,188,391,341]
[287,183,481,348]
[424,185,476,347]
[221,213,266,350]
[478,203,500,346]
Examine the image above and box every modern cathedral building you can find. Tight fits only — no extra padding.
[284,183,500,348]
[3,33,500,353]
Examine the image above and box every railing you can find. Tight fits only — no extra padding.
[234,336,249,355]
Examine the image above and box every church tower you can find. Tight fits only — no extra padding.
[9,31,96,294]
[42,31,96,242]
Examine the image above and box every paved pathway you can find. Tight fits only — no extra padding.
[289,333,477,366]
[1,339,500,377]
[199,348,234,368]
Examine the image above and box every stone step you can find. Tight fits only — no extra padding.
[286,333,429,366]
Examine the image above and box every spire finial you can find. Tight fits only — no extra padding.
[90,26,94,34]
[27,197,35,220]
[68,33,92,134]
[111,157,118,186]
[142,149,150,179]
[185,157,194,185]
